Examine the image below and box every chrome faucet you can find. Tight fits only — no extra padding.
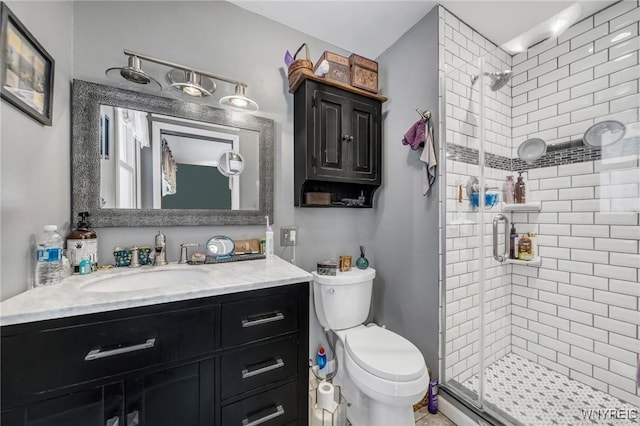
[129,246,141,268]
[179,243,200,264]
[153,231,168,266]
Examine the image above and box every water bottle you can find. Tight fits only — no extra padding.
[35,225,65,287]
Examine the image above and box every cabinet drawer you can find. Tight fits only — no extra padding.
[221,336,298,399]
[2,306,214,405]
[221,292,298,347]
[221,381,298,426]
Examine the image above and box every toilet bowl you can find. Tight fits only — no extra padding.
[312,269,429,426]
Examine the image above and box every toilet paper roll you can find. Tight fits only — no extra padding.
[312,403,338,426]
[316,381,335,411]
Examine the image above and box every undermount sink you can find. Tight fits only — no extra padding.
[80,268,209,292]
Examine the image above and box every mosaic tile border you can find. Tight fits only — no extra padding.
[446,137,639,171]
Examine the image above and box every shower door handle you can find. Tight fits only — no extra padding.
[493,214,509,262]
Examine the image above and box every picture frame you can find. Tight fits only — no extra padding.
[0,2,54,126]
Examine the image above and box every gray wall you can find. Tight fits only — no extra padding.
[373,7,441,377]
[1,1,376,359]
[0,1,73,300]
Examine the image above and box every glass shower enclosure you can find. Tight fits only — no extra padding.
[439,4,640,424]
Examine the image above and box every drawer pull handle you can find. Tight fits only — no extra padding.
[106,416,120,426]
[241,312,284,328]
[242,404,285,426]
[85,338,156,361]
[242,358,285,379]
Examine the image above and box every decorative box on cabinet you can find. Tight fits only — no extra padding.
[1,283,309,426]
[291,74,387,207]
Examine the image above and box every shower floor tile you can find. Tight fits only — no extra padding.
[462,353,639,426]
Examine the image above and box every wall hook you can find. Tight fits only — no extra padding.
[416,109,431,120]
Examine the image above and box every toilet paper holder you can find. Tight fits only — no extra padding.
[308,381,347,426]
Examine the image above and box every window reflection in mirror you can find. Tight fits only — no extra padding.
[98,106,259,211]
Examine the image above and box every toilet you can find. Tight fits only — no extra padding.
[312,268,429,426]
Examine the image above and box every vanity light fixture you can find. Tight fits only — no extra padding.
[106,50,259,112]
[220,84,259,113]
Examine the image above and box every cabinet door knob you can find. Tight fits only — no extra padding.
[342,134,350,141]
[348,135,354,142]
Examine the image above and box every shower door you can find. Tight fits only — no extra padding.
[440,53,515,422]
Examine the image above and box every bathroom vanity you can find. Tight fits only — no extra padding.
[0,258,311,426]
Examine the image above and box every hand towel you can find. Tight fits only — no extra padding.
[402,119,426,150]
[420,119,437,195]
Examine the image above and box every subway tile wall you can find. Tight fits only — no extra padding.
[512,158,640,407]
[511,1,640,157]
[439,1,640,407]
[509,1,640,407]
[439,6,513,387]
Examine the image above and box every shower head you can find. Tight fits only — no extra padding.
[488,70,512,91]
[470,70,513,91]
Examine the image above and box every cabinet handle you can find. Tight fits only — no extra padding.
[106,416,120,426]
[242,357,285,379]
[242,404,285,426]
[126,410,139,426]
[85,338,156,361]
[241,312,284,328]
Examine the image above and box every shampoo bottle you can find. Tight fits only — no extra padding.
[265,216,274,258]
[515,171,526,204]
[509,223,518,259]
[505,175,515,204]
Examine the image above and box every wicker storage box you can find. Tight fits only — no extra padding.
[349,54,378,93]
[315,51,350,85]
[288,43,314,90]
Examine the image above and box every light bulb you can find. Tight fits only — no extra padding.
[182,85,202,97]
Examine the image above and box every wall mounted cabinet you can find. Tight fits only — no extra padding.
[1,283,309,426]
[291,75,387,207]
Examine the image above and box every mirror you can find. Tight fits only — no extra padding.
[217,151,245,177]
[72,80,274,227]
[205,235,235,256]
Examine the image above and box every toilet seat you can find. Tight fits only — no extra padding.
[345,325,426,382]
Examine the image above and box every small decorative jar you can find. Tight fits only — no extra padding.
[356,245,369,270]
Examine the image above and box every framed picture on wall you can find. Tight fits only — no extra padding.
[0,2,54,126]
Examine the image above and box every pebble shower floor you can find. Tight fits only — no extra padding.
[462,353,639,426]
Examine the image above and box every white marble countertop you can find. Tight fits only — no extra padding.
[0,256,312,326]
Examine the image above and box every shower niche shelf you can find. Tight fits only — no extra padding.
[503,202,541,212]
[505,257,541,267]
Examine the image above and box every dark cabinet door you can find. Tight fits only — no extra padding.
[310,85,380,183]
[349,99,379,183]
[312,90,347,179]
[126,361,214,426]
[1,382,123,426]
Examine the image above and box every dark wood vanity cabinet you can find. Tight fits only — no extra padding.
[293,77,385,207]
[1,283,309,426]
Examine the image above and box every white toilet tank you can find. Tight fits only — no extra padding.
[312,268,376,330]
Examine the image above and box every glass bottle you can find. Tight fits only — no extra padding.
[356,245,369,270]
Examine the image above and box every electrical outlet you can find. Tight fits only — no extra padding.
[280,226,298,246]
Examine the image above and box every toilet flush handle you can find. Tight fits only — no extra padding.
[327,287,335,294]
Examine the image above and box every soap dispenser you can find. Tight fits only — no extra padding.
[66,212,98,273]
